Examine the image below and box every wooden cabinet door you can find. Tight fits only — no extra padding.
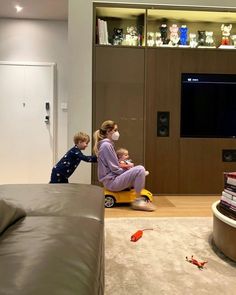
[92,46,145,185]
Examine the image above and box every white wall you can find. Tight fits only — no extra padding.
[68,0,93,184]
[0,18,68,161]
[68,0,236,184]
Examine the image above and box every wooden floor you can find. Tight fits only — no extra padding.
[105,195,220,218]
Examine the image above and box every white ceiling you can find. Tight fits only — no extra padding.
[0,0,68,20]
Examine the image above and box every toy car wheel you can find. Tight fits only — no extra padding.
[104,195,116,208]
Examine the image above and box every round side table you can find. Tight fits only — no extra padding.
[212,201,236,262]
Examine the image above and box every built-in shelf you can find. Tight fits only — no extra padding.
[94,4,236,49]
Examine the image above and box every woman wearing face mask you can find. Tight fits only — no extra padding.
[93,120,156,211]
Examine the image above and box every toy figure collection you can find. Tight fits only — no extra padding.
[111,23,234,48]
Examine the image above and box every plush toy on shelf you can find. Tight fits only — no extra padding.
[126,26,138,46]
[169,24,180,46]
[231,35,236,47]
[198,30,206,46]
[189,33,198,48]
[205,31,215,47]
[112,28,123,45]
[221,24,232,45]
[155,32,163,46]
[147,32,155,46]
[179,25,188,46]
[159,23,168,44]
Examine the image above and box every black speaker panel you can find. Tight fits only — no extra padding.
[157,111,170,137]
[222,150,236,162]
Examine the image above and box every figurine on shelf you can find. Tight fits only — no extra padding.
[159,23,168,44]
[189,33,198,48]
[137,34,142,46]
[155,32,163,46]
[179,25,188,46]
[169,24,180,46]
[231,35,236,47]
[147,32,155,46]
[126,26,138,46]
[112,28,124,45]
[137,24,143,46]
[205,31,215,47]
[198,30,206,46]
[221,24,232,45]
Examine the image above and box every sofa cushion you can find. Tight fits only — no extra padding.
[0,216,104,295]
[0,199,26,234]
[0,184,104,221]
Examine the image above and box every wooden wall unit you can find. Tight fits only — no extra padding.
[93,4,236,194]
[145,48,236,194]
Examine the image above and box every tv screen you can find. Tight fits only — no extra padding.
[181,73,236,138]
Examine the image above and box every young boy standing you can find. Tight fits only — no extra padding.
[50,132,97,183]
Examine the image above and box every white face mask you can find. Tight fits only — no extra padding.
[111,131,120,141]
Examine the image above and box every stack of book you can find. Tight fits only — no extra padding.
[97,18,109,45]
[219,172,236,220]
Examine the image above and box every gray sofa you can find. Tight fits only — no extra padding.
[0,183,104,295]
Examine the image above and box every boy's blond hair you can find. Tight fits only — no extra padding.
[116,148,128,159]
[73,132,90,145]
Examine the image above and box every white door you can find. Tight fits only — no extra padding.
[0,63,55,184]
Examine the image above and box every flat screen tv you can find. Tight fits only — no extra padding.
[181,73,236,138]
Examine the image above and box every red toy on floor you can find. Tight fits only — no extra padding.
[130,228,153,242]
[186,255,208,270]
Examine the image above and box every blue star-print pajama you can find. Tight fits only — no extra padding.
[50,146,97,183]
